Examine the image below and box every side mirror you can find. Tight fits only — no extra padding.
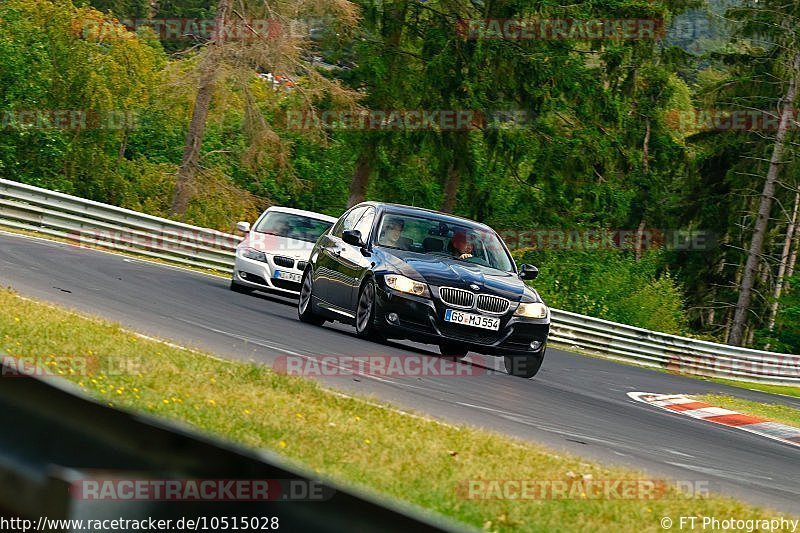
[342,229,363,246]
[519,264,539,280]
[236,221,251,233]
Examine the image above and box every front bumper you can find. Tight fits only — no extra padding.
[232,253,305,296]
[373,282,550,356]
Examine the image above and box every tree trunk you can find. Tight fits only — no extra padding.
[707,242,728,328]
[633,117,650,261]
[634,218,646,261]
[724,257,744,343]
[440,162,461,213]
[116,130,128,167]
[767,189,800,332]
[345,1,408,208]
[440,132,469,213]
[642,116,650,175]
[170,0,231,217]
[728,52,800,346]
[723,307,732,344]
[788,223,800,278]
[347,142,375,207]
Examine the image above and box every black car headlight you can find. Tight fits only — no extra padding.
[384,274,429,297]
[514,302,548,319]
[240,247,268,263]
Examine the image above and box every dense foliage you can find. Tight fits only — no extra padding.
[514,249,689,335]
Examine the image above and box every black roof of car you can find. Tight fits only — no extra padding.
[353,202,495,232]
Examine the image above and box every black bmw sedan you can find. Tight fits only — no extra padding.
[297,203,550,378]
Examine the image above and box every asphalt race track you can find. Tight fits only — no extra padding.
[1,232,798,514]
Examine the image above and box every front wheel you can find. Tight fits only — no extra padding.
[298,270,325,326]
[355,278,384,341]
[230,279,253,294]
[439,342,469,360]
[504,353,544,379]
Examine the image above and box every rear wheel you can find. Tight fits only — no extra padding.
[504,353,544,379]
[298,270,325,325]
[355,279,384,341]
[230,279,253,294]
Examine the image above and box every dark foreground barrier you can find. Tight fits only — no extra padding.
[0,358,466,532]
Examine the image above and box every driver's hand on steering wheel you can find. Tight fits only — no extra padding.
[458,253,473,260]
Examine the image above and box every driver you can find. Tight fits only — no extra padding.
[380,218,412,249]
[270,217,291,237]
[449,229,474,260]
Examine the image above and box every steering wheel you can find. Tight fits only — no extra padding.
[461,255,488,266]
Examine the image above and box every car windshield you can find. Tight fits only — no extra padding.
[375,213,514,272]
[253,211,332,243]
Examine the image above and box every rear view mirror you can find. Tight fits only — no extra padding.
[236,221,251,233]
[342,229,363,246]
[519,264,539,280]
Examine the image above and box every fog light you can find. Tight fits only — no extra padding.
[530,340,543,351]
[388,313,399,323]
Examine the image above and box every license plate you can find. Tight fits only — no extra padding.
[444,309,500,330]
[274,270,301,283]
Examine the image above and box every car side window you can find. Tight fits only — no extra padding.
[353,208,375,242]
[332,206,367,238]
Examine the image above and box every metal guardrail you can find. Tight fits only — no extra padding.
[549,310,799,385]
[0,356,463,532]
[1,178,798,385]
[0,179,238,271]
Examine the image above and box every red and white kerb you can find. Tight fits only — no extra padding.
[628,392,800,448]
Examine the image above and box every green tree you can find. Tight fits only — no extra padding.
[0,0,164,197]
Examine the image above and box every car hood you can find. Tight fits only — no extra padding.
[241,232,316,258]
[381,249,531,302]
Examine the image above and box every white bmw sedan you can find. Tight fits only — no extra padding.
[231,207,337,297]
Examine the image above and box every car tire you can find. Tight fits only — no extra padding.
[355,278,384,341]
[504,353,544,379]
[439,342,469,360]
[298,270,325,326]
[230,279,254,294]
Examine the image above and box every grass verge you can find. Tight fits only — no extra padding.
[692,394,800,428]
[704,379,800,399]
[1,289,797,531]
